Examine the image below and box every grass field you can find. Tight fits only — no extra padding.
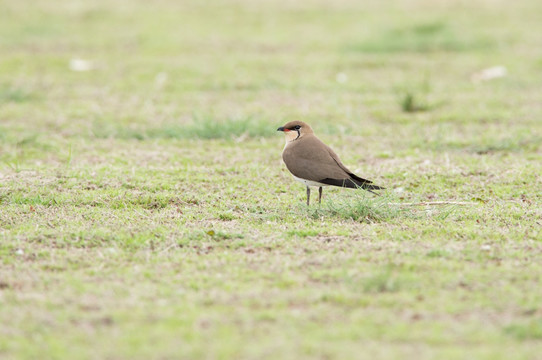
[1,0,542,359]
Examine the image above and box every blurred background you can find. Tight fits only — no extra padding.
[1,0,541,156]
[2,1,542,359]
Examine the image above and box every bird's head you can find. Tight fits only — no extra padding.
[277,121,313,142]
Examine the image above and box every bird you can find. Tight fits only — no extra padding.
[277,120,384,205]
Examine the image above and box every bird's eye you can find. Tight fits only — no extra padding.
[294,125,301,130]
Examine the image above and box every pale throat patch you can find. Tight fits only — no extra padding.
[284,130,300,143]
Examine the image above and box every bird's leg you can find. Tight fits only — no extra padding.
[318,186,323,205]
[306,186,310,206]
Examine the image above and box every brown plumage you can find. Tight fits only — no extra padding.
[277,120,383,205]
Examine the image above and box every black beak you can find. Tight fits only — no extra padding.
[277,127,285,131]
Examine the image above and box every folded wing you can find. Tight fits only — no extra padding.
[282,135,384,192]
